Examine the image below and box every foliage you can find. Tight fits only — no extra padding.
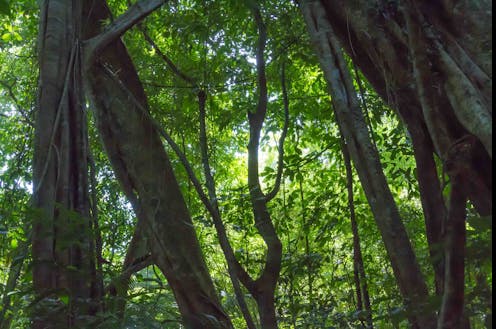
[0,0,491,328]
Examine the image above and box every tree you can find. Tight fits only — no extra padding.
[300,1,437,327]
[30,0,232,328]
[32,1,100,326]
[0,0,491,328]
[303,0,492,328]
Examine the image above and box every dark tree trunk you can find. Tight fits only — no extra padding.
[32,1,100,327]
[316,0,492,214]
[437,136,479,329]
[300,1,437,327]
[244,7,283,328]
[402,111,447,296]
[305,1,491,327]
[256,290,279,329]
[81,1,233,327]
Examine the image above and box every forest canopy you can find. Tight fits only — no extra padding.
[0,0,492,328]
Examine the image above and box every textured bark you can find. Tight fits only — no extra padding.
[309,1,491,325]
[300,1,437,327]
[317,0,492,215]
[81,1,232,327]
[437,136,477,329]
[32,1,100,327]
[401,110,447,296]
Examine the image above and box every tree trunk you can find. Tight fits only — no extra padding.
[437,136,477,329]
[316,0,492,215]
[235,6,283,328]
[304,1,491,326]
[402,111,447,297]
[300,1,437,327]
[81,1,232,327]
[256,290,279,329]
[32,1,100,327]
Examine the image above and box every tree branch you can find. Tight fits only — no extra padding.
[106,254,153,295]
[197,91,257,329]
[246,5,282,294]
[100,64,255,290]
[83,0,166,67]
[139,26,197,87]
[266,60,289,202]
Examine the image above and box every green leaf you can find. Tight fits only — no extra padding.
[1,32,11,42]
[0,0,9,15]
[467,215,492,232]
[60,295,69,305]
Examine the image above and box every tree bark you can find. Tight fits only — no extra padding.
[300,1,437,327]
[316,0,492,216]
[32,1,100,327]
[81,1,232,327]
[305,2,491,326]
[401,110,447,297]
[437,136,477,329]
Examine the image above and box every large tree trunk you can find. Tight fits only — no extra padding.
[32,1,100,327]
[81,1,232,328]
[300,1,437,328]
[317,0,492,215]
[437,136,478,329]
[308,1,492,327]
[403,111,447,297]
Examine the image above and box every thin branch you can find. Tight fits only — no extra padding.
[139,26,197,87]
[266,60,290,202]
[83,0,166,67]
[197,91,257,329]
[105,254,153,294]
[0,80,34,127]
[340,131,374,329]
[251,6,268,120]
[100,64,254,288]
